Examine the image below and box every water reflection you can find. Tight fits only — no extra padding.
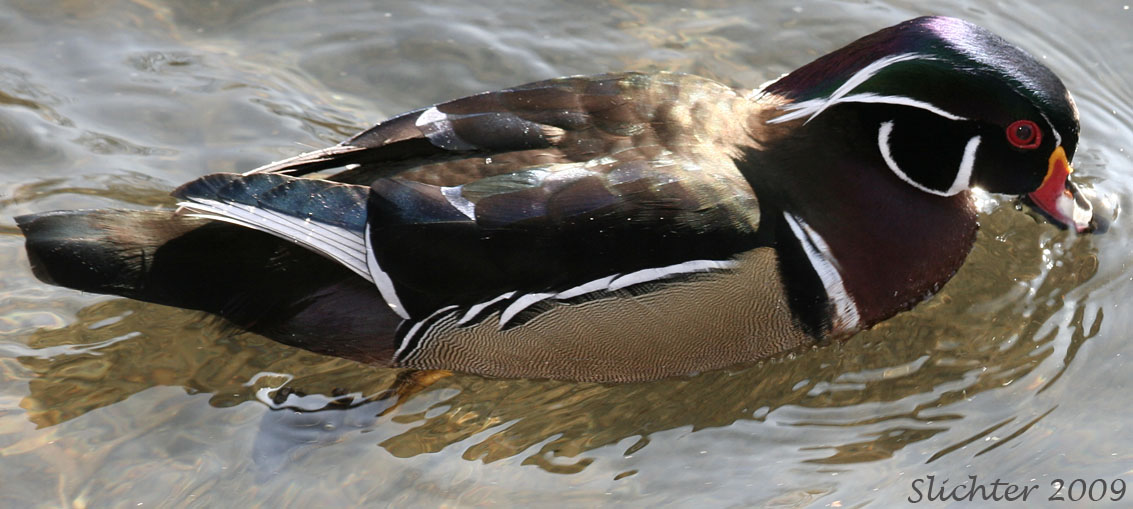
[13,201,1103,474]
[2,0,1130,505]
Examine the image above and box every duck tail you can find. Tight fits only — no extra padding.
[15,209,401,362]
[16,209,207,300]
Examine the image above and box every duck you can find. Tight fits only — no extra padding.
[16,16,1096,382]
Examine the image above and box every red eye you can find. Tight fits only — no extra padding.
[1006,120,1041,149]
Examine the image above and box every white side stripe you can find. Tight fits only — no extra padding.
[608,259,737,291]
[877,121,980,197]
[499,292,557,327]
[178,198,371,282]
[394,305,457,359]
[490,258,736,329]
[179,197,413,320]
[365,224,411,319]
[457,291,516,325]
[398,257,742,352]
[783,212,860,333]
[553,275,617,300]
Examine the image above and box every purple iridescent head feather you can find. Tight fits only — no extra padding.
[763,16,1078,155]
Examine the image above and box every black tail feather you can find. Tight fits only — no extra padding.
[16,209,400,363]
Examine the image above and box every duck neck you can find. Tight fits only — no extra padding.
[741,106,979,333]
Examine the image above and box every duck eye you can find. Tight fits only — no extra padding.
[1006,120,1041,149]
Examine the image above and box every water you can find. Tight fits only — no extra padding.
[1,1,1130,507]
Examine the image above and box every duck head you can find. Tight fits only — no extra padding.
[762,15,1092,232]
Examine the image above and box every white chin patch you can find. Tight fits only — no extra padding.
[1058,191,1093,232]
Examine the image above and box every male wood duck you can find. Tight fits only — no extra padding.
[17,16,1096,382]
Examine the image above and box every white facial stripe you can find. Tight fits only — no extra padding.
[365,223,411,319]
[877,121,980,197]
[1038,110,1062,147]
[767,98,827,124]
[747,73,789,100]
[782,212,860,334]
[441,185,476,220]
[769,53,958,124]
[832,53,923,101]
[772,93,967,125]
[837,93,965,121]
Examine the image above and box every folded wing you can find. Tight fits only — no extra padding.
[175,71,763,328]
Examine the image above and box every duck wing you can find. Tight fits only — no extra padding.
[174,73,764,326]
[244,72,758,187]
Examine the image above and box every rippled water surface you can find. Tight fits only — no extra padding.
[1,1,1131,507]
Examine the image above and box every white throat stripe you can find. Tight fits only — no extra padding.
[955,135,981,194]
[877,121,980,197]
[782,212,860,334]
